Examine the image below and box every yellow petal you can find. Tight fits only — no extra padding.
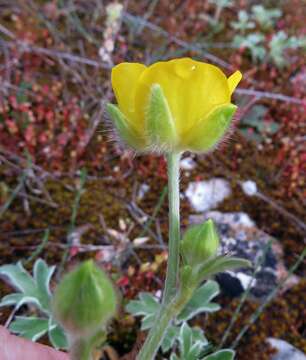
[135,58,230,136]
[227,70,242,96]
[111,63,146,127]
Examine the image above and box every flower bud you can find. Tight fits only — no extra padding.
[180,219,219,266]
[52,260,118,337]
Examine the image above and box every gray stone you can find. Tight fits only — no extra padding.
[189,211,299,299]
[268,338,306,360]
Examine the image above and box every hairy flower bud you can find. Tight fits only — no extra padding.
[52,260,118,337]
[180,219,219,266]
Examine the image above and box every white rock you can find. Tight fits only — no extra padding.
[268,338,306,360]
[228,271,257,290]
[133,237,150,246]
[137,183,150,200]
[241,180,258,196]
[185,179,231,212]
[180,157,196,170]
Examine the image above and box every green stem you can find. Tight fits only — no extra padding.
[70,338,93,360]
[137,287,193,360]
[69,330,106,360]
[162,152,181,304]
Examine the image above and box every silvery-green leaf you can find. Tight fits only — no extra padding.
[140,313,156,330]
[33,259,55,312]
[178,280,220,321]
[0,262,37,296]
[48,322,68,350]
[180,322,193,357]
[188,341,204,359]
[161,325,180,353]
[191,327,208,346]
[202,349,235,360]
[0,293,24,307]
[9,316,49,341]
[198,256,251,281]
[126,291,161,330]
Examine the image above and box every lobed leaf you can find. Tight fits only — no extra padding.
[178,281,220,321]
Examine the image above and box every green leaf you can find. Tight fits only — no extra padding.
[178,280,220,321]
[192,327,208,345]
[126,292,161,330]
[34,259,55,311]
[0,293,24,307]
[0,262,37,296]
[0,259,57,314]
[233,34,266,62]
[162,325,208,354]
[9,316,49,341]
[49,322,68,350]
[197,256,251,282]
[202,349,235,360]
[252,5,281,30]
[172,323,207,360]
[126,292,160,315]
[180,322,193,357]
[146,84,177,149]
[106,103,146,150]
[230,10,255,32]
[140,313,157,330]
[161,325,181,353]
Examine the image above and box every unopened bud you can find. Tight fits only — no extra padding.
[53,260,118,337]
[180,219,219,266]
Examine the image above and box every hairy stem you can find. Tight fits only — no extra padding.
[70,338,93,360]
[69,329,106,360]
[162,152,181,304]
[137,287,193,360]
[137,152,182,360]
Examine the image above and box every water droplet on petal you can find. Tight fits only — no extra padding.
[174,62,197,79]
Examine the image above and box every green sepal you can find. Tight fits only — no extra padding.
[184,103,237,152]
[145,84,177,150]
[106,103,146,150]
[180,219,219,267]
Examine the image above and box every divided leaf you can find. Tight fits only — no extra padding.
[9,316,49,342]
[0,262,37,296]
[178,281,220,321]
[0,258,67,349]
[126,292,161,330]
[48,319,68,350]
[170,322,208,360]
[202,349,235,360]
[0,259,55,314]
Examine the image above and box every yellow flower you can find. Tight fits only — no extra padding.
[107,58,242,153]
